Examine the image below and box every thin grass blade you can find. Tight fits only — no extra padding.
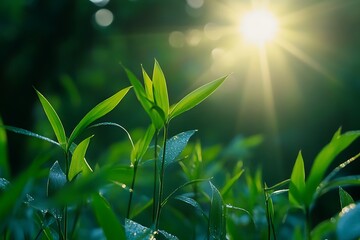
[1,125,60,147]
[92,193,126,240]
[125,67,164,129]
[0,118,10,178]
[289,151,306,207]
[35,89,67,149]
[141,65,154,101]
[152,60,169,118]
[169,76,227,120]
[68,86,131,147]
[220,169,244,197]
[68,136,93,181]
[209,182,226,240]
[305,129,360,206]
[131,124,156,164]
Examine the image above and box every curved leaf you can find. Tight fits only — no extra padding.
[141,65,154,101]
[35,89,67,149]
[68,136,93,181]
[68,86,131,148]
[1,125,60,147]
[152,60,169,118]
[0,118,9,178]
[131,124,156,164]
[289,151,306,207]
[169,76,227,120]
[125,67,164,129]
[209,182,226,240]
[159,130,197,168]
[305,130,360,206]
[92,193,125,240]
[339,187,354,209]
[47,161,66,197]
[220,169,244,197]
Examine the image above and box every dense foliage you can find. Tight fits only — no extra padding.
[1,61,359,239]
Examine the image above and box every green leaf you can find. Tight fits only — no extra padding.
[289,151,306,207]
[35,89,67,150]
[175,195,206,217]
[169,76,227,120]
[159,130,197,168]
[152,60,169,119]
[339,187,355,209]
[68,86,131,148]
[125,218,154,239]
[337,203,360,240]
[131,124,156,164]
[0,118,9,178]
[311,219,337,240]
[125,67,164,129]
[209,182,226,240]
[68,136,93,181]
[141,65,154,101]
[92,193,126,240]
[305,130,360,206]
[47,161,67,197]
[220,169,244,197]
[1,125,60,147]
[317,175,360,197]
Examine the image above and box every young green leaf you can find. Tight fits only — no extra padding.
[317,175,360,197]
[141,65,154,101]
[35,89,67,150]
[68,136,93,181]
[125,218,154,239]
[289,151,306,207]
[152,60,169,119]
[125,67,164,129]
[305,130,360,206]
[169,76,227,120]
[159,130,197,168]
[0,118,9,178]
[68,86,131,148]
[92,193,126,240]
[131,124,156,164]
[220,169,244,197]
[339,187,354,209]
[209,182,226,240]
[47,161,67,197]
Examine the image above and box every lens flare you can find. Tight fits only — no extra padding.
[240,9,278,44]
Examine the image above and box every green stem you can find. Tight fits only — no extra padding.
[63,151,70,240]
[152,131,159,223]
[127,162,138,219]
[305,208,311,240]
[155,124,169,229]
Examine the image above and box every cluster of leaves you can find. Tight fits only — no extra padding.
[1,60,360,240]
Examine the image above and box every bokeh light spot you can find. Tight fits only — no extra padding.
[186,0,204,9]
[204,23,222,40]
[169,31,185,48]
[186,29,202,46]
[95,9,114,27]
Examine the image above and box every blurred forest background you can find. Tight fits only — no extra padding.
[1,0,360,188]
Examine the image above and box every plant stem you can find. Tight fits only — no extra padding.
[305,208,311,240]
[155,124,169,229]
[127,161,138,219]
[152,131,160,223]
[63,151,70,240]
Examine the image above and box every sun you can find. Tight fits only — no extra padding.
[240,9,279,45]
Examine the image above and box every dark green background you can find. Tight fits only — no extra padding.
[1,0,360,187]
